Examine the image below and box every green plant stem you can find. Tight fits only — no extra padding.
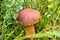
[31,0,32,8]
[2,20,6,40]
[14,31,60,40]
[4,25,20,40]
[54,3,60,13]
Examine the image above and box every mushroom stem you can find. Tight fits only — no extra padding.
[26,25,35,35]
[26,25,35,40]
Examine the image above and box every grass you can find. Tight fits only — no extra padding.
[0,0,60,40]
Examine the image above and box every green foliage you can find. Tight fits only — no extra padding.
[0,0,60,40]
[14,31,60,40]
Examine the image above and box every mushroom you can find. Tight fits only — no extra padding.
[18,8,41,40]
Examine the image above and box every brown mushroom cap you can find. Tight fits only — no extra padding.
[18,8,41,26]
